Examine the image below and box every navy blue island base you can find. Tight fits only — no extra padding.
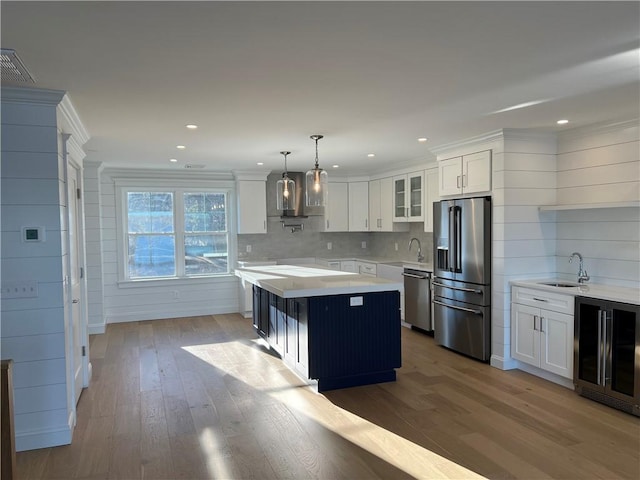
[252,285,402,392]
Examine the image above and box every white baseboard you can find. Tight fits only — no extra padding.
[490,354,519,370]
[15,413,74,452]
[106,304,239,324]
[88,324,106,334]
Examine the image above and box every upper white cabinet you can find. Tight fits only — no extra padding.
[323,182,349,232]
[439,150,491,197]
[348,181,369,231]
[369,177,409,232]
[424,167,439,232]
[511,285,574,379]
[237,180,267,234]
[393,171,424,222]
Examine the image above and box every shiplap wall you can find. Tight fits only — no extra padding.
[492,131,558,369]
[97,170,240,324]
[0,90,73,450]
[554,120,640,287]
[83,161,105,333]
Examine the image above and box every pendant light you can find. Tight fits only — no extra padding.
[305,134,328,207]
[276,151,296,211]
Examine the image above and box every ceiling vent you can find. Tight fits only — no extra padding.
[184,164,205,169]
[1,49,35,84]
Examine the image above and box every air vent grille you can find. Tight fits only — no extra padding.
[1,49,35,84]
[184,164,205,169]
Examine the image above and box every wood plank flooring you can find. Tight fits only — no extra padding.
[16,314,640,479]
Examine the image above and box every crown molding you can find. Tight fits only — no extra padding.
[106,167,235,182]
[557,117,639,141]
[429,129,505,156]
[0,85,65,105]
[233,170,270,181]
[58,94,90,145]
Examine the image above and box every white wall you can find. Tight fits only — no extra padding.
[553,120,639,287]
[492,131,558,369]
[1,90,73,450]
[83,161,105,334]
[97,169,240,324]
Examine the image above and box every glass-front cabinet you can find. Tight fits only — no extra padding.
[393,171,424,222]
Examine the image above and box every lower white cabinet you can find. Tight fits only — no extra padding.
[511,286,574,379]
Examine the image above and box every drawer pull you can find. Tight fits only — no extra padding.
[532,297,549,302]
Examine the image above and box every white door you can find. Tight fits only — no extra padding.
[68,163,84,404]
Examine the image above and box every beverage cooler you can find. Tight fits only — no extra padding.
[574,297,640,416]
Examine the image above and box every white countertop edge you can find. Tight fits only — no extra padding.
[510,279,640,305]
[235,266,403,299]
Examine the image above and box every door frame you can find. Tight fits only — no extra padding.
[63,134,91,418]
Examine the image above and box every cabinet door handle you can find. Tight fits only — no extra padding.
[533,315,538,331]
[264,220,266,230]
[326,219,329,229]
[365,218,368,229]
[456,175,461,188]
[462,174,467,188]
[540,316,545,334]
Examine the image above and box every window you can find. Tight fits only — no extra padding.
[122,187,231,280]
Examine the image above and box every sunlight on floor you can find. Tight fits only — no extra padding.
[182,342,484,479]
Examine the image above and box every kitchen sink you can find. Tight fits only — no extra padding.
[537,281,580,288]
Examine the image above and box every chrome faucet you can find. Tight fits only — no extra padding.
[408,237,425,263]
[569,252,590,284]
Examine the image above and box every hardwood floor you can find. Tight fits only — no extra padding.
[16,314,640,479]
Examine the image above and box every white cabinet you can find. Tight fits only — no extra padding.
[237,180,267,234]
[340,260,356,272]
[369,177,409,232]
[511,286,574,379]
[348,181,369,231]
[323,182,349,232]
[439,150,491,197]
[393,172,424,222]
[355,261,376,277]
[423,167,439,232]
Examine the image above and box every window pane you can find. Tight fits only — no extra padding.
[128,235,175,278]
[185,234,228,275]
[128,192,174,233]
[184,193,226,232]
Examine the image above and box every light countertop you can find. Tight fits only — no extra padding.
[511,279,639,305]
[235,264,403,299]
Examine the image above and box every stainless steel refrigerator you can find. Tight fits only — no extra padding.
[432,196,491,361]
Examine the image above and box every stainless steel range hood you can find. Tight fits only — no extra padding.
[280,172,308,218]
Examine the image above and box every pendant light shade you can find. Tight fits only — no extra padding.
[276,151,296,211]
[305,134,328,207]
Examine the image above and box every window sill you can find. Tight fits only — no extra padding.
[118,274,237,289]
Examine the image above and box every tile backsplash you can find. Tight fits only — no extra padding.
[237,220,433,263]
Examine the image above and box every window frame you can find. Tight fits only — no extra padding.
[115,178,236,284]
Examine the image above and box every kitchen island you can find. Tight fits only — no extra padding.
[235,264,403,392]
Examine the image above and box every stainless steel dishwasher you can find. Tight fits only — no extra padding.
[402,268,432,332]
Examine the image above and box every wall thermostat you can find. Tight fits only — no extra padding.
[22,226,45,242]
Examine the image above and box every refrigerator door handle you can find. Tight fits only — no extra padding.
[448,206,456,272]
[432,282,481,294]
[455,206,462,272]
[602,310,610,386]
[433,299,482,316]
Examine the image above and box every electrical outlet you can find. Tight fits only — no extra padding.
[327,242,332,250]
[361,241,367,249]
[172,290,179,299]
[395,242,398,251]
[246,245,252,253]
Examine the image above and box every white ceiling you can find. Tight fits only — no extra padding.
[2,1,639,175]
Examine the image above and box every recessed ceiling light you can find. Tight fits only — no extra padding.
[257,162,264,166]
[367,153,375,158]
[418,137,428,143]
[176,145,186,149]
[557,119,569,125]
[185,124,198,129]
[332,164,339,168]
[169,158,178,163]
